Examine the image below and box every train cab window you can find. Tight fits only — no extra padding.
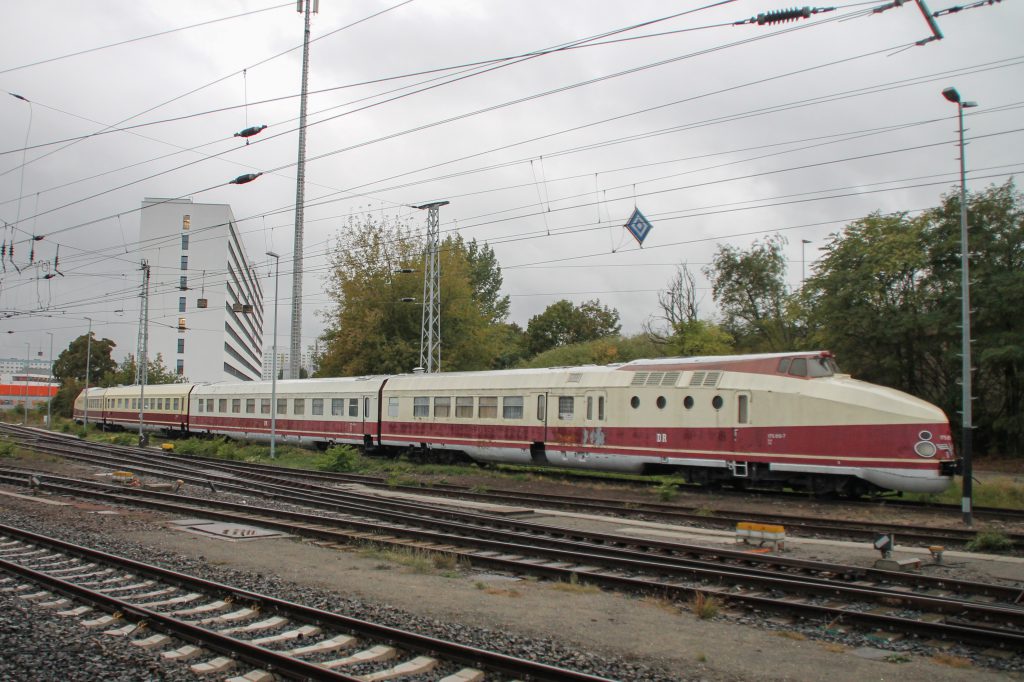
[312,398,323,416]
[598,396,605,421]
[434,397,450,418]
[388,397,398,417]
[294,399,305,416]
[349,398,358,417]
[656,396,667,409]
[197,399,204,413]
[537,395,546,420]
[808,356,837,377]
[712,395,724,410]
[455,397,473,418]
[788,358,807,377]
[684,396,694,410]
[261,398,271,414]
[246,399,255,414]
[219,399,227,413]
[586,397,593,420]
[277,398,287,415]
[206,399,214,412]
[558,396,574,420]
[630,396,640,409]
[503,396,523,419]
[331,398,344,416]
[479,396,497,419]
[777,358,791,374]
[413,397,429,417]
[738,395,749,424]
[232,399,241,414]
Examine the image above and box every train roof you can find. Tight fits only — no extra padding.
[621,351,835,375]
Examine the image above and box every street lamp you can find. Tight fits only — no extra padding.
[266,251,280,460]
[801,239,812,286]
[942,86,977,527]
[22,342,30,424]
[45,332,53,430]
[83,317,92,428]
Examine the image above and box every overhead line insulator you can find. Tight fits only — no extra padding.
[734,6,835,26]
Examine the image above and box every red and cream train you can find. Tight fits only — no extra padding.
[74,351,959,495]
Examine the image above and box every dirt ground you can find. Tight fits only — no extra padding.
[1,451,1022,682]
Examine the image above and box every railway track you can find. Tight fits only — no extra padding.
[6,425,1022,550]
[3,467,1023,653]
[0,522,613,682]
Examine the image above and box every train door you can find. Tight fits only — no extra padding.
[728,391,753,478]
[583,391,607,445]
[530,392,549,464]
[360,394,376,437]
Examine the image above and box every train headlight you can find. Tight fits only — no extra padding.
[914,440,937,458]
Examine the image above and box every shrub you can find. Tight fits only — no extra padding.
[657,481,679,502]
[965,529,1014,553]
[321,445,360,472]
[690,591,719,619]
[0,440,16,458]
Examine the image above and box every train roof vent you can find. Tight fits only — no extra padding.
[661,371,681,386]
[689,371,707,387]
[631,372,650,386]
[645,372,665,385]
[568,373,583,383]
[703,371,722,387]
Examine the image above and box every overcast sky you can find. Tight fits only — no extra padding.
[1,0,1021,366]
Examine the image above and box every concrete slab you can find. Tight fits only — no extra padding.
[0,489,70,506]
[850,647,891,661]
[172,520,289,542]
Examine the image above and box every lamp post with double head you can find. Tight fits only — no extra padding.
[83,317,92,428]
[942,86,977,527]
[266,251,280,459]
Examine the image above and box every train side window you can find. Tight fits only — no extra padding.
[558,396,574,420]
[455,397,473,417]
[277,398,287,415]
[312,398,323,416]
[537,395,545,420]
[219,399,227,413]
[777,358,791,373]
[503,396,523,419]
[246,399,255,414]
[684,396,694,410]
[331,398,344,416]
[789,358,807,377]
[413,397,429,417]
[598,396,605,421]
[261,398,271,414]
[630,396,640,409]
[232,399,241,414]
[349,398,358,417]
[294,399,305,416]
[712,395,723,410]
[207,399,214,412]
[197,399,204,413]
[364,397,370,417]
[586,396,593,420]
[656,396,666,409]
[173,398,179,410]
[738,395,749,424]
[387,397,399,417]
[434,397,450,418]
[479,396,497,418]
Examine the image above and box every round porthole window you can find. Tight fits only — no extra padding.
[656,396,666,409]
[630,396,640,409]
[683,396,694,410]
[712,395,723,410]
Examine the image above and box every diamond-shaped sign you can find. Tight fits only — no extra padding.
[624,207,653,246]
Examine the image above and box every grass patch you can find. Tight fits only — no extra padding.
[821,643,847,654]
[965,529,1014,553]
[931,652,972,668]
[551,574,600,594]
[690,591,719,620]
[776,630,807,641]
[656,481,679,502]
[0,439,16,458]
[904,474,1024,510]
[358,545,434,573]
[885,653,911,664]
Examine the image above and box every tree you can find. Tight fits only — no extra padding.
[317,214,510,376]
[525,299,621,356]
[704,235,794,352]
[644,263,700,343]
[520,334,669,368]
[105,353,187,386]
[670,319,734,357]
[52,333,117,385]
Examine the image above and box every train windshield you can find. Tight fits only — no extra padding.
[807,356,840,377]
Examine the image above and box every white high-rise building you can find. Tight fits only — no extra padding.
[260,349,317,380]
[139,198,263,382]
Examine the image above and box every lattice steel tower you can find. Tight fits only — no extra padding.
[416,201,448,373]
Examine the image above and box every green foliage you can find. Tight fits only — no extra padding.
[965,529,1014,553]
[0,440,16,458]
[525,299,621,356]
[656,481,679,502]
[669,319,734,357]
[174,437,231,457]
[322,445,360,472]
[106,353,186,386]
[53,333,117,384]
[518,334,668,368]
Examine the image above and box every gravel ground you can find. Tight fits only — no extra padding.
[1,452,1022,682]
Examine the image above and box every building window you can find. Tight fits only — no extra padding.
[331,398,344,416]
[177,338,185,354]
[434,397,450,418]
[349,398,358,417]
[502,396,523,419]
[294,398,305,416]
[387,397,398,417]
[312,398,323,416]
[181,255,188,270]
[181,234,189,250]
[180,275,187,290]
[478,396,497,419]
[413,397,429,417]
[178,317,186,331]
[179,297,186,313]
[277,398,287,415]
[182,214,190,231]
[558,396,574,420]
[176,359,184,376]
[261,398,270,414]
[455,396,473,418]
[246,398,255,414]
[232,398,241,414]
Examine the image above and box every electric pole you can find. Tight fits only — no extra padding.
[416,201,448,373]
[137,260,150,446]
